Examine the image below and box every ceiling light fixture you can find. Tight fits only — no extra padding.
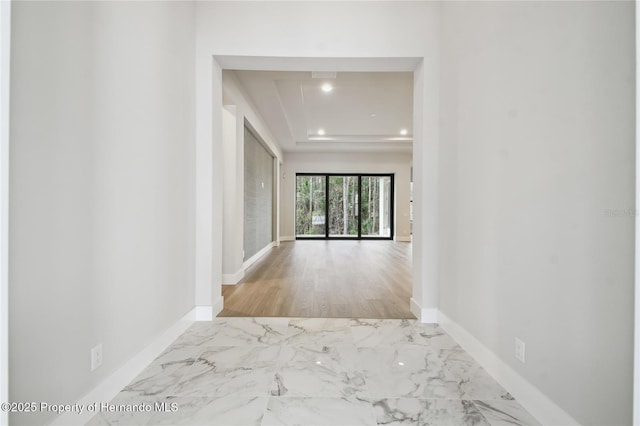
[321,83,333,93]
[317,129,325,136]
[400,129,408,136]
[370,113,377,118]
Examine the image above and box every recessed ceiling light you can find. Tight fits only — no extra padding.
[370,113,377,118]
[317,129,325,136]
[321,83,333,93]
[400,129,408,136]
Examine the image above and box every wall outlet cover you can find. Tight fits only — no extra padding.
[91,344,103,371]
[515,338,526,363]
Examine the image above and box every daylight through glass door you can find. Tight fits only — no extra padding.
[295,175,326,237]
[328,176,358,237]
[295,174,394,240]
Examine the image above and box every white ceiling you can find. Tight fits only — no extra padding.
[231,70,413,153]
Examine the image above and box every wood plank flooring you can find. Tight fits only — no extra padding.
[219,240,414,319]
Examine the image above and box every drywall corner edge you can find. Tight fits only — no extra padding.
[410,297,438,323]
[222,269,244,285]
[212,297,224,319]
[195,305,213,321]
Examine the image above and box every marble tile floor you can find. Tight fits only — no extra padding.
[87,318,540,426]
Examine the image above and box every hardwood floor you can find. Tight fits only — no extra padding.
[219,240,414,319]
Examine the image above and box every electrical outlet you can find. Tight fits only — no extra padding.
[515,338,526,363]
[91,344,103,371]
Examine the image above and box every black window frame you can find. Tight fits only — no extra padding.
[295,173,394,241]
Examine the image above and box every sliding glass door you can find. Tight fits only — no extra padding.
[295,175,326,237]
[361,175,392,238]
[296,173,394,240]
[328,176,359,237]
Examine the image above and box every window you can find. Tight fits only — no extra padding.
[295,174,394,240]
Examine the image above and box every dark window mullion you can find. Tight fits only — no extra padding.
[357,175,362,239]
[325,175,329,239]
[390,174,395,240]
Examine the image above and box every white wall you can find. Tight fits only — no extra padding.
[243,127,275,259]
[281,152,412,241]
[222,106,244,282]
[0,1,10,425]
[223,72,283,162]
[9,2,196,424]
[221,71,283,283]
[636,2,640,423]
[9,2,624,425]
[195,0,442,324]
[439,2,635,425]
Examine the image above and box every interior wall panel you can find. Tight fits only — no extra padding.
[244,126,273,260]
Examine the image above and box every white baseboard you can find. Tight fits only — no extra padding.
[395,235,412,242]
[438,311,579,426]
[212,296,224,318]
[194,305,215,321]
[50,308,198,426]
[243,242,275,270]
[222,269,244,285]
[410,298,438,323]
[280,236,295,242]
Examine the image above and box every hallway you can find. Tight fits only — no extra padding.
[220,241,413,318]
[87,317,539,426]
[4,2,634,425]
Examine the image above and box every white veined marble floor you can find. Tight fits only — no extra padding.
[87,318,541,426]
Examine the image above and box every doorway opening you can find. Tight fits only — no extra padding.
[201,55,431,322]
[295,173,394,240]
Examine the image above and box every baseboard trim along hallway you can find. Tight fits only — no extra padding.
[222,269,245,285]
[50,307,211,426]
[410,297,438,323]
[437,311,580,426]
[243,241,276,270]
